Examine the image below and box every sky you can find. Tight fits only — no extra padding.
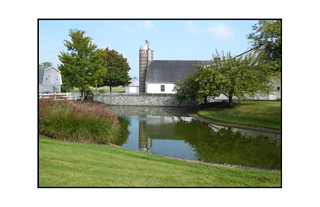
[39,19,259,79]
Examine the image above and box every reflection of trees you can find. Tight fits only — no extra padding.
[112,116,131,146]
[172,118,281,170]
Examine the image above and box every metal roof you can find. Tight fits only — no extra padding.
[128,78,139,86]
[145,60,210,83]
[139,43,153,51]
[39,66,50,84]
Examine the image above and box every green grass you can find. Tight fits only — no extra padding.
[39,135,281,187]
[69,87,125,93]
[197,101,281,129]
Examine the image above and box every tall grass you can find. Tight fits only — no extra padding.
[39,99,120,144]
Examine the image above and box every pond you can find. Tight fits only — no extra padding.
[107,106,281,170]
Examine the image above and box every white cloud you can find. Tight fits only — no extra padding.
[184,21,200,35]
[208,22,233,40]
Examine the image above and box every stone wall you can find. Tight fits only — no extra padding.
[93,94,197,106]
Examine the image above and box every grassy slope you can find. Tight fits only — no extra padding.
[39,135,281,187]
[197,101,281,129]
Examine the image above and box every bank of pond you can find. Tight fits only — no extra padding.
[109,106,281,171]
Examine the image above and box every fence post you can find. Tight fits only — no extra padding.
[66,92,68,100]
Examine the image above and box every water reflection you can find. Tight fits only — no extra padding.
[109,106,281,170]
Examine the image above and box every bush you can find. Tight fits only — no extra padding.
[39,99,120,144]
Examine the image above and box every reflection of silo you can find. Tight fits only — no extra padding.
[139,41,153,93]
[139,120,152,152]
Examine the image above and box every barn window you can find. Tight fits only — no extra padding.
[161,85,165,92]
[46,75,48,80]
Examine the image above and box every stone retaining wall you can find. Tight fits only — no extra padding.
[93,94,197,106]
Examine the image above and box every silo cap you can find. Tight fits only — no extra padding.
[139,43,153,51]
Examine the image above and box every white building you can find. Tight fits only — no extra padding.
[125,78,139,93]
[39,66,63,93]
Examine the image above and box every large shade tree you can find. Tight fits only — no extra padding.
[99,47,131,94]
[58,29,106,101]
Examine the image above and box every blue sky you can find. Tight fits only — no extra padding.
[39,19,259,79]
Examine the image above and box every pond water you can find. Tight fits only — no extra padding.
[107,106,281,170]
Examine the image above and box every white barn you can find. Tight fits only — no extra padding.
[39,66,63,93]
[145,60,209,94]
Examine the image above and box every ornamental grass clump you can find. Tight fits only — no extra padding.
[39,99,120,144]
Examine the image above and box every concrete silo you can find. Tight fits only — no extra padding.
[139,40,153,93]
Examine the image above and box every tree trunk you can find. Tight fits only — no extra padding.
[110,86,112,95]
[204,96,207,104]
[229,95,233,106]
[80,89,84,101]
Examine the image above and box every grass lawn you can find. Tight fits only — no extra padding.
[39,135,281,187]
[69,87,125,93]
[197,101,281,129]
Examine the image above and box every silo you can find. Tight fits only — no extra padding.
[139,41,153,93]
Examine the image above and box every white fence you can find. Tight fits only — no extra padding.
[39,92,81,100]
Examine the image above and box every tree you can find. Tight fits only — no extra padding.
[39,62,53,67]
[58,29,106,101]
[174,49,276,106]
[209,49,276,106]
[247,20,281,73]
[173,62,222,105]
[99,48,131,94]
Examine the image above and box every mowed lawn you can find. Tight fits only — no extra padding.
[69,87,125,93]
[39,135,281,187]
[197,101,281,129]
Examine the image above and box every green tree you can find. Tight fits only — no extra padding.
[39,62,53,67]
[247,20,281,73]
[173,62,222,105]
[212,50,276,106]
[99,48,131,94]
[58,29,106,101]
[174,49,276,106]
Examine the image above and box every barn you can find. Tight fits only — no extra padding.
[139,41,281,100]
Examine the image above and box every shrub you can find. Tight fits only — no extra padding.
[39,99,120,144]
[86,89,92,95]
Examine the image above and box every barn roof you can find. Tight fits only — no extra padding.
[39,66,50,84]
[145,60,210,83]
